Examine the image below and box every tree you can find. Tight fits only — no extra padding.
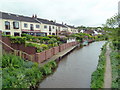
[103,14,120,50]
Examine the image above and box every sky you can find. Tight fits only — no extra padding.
[0,0,119,27]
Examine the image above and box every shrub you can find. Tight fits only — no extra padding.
[110,51,119,88]
[26,43,49,52]
[10,36,26,44]
[41,37,50,41]
[40,60,57,75]
[2,54,43,88]
[91,43,107,88]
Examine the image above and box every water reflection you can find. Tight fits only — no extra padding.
[39,41,106,88]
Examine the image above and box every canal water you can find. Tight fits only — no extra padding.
[39,41,106,88]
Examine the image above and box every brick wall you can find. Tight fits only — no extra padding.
[35,51,46,63]
[2,36,79,63]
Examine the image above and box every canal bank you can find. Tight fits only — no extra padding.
[40,43,80,66]
[39,41,106,88]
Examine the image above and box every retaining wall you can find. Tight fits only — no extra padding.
[2,36,79,63]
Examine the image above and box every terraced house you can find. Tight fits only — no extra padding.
[0,11,78,36]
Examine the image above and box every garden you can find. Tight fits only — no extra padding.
[4,34,69,53]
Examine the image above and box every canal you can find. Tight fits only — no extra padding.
[39,41,106,88]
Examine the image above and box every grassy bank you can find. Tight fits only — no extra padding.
[2,53,57,88]
[110,44,120,88]
[91,43,107,88]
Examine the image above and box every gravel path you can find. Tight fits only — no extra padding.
[104,43,112,88]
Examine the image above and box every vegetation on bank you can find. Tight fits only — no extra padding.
[2,53,57,88]
[91,43,107,88]
[109,43,120,88]
[70,33,108,42]
[103,14,120,88]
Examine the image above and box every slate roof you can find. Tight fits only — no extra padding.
[37,18,56,25]
[83,30,94,34]
[66,25,76,29]
[1,12,39,23]
[55,23,67,28]
[1,11,77,28]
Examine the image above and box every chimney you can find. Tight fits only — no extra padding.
[35,14,37,18]
[32,14,34,18]
[54,20,56,23]
[62,22,63,25]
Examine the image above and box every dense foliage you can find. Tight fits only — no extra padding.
[10,36,26,44]
[26,43,49,52]
[91,43,107,88]
[110,43,120,88]
[103,14,120,50]
[2,53,57,88]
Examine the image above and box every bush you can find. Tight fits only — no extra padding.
[110,51,119,88]
[10,36,26,44]
[2,54,43,88]
[40,60,57,75]
[26,43,49,52]
[91,43,107,88]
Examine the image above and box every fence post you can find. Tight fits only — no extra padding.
[14,50,17,55]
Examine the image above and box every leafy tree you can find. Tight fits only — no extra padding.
[103,14,120,50]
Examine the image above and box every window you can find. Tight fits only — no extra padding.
[49,33,51,35]
[30,24,34,30]
[36,25,40,28]
[49,26,51,31]
[5,32,10,35]
[5,21,10,30]
[45,33,47,36]
[44,25,47,29]
[53,26,54,29]
[14,32,20,36]
[24,23,28,28]
[13,21,19,29]
[52,33,55,35]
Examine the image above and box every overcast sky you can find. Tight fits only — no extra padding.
[0,0,119,27]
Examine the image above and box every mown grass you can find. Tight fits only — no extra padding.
[91,43,107,88]
[2,53,57,88]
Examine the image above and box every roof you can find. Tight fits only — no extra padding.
[37,18,56,25]
[1,12,39,23]
[55,23,67,28]
[1,11,77,28]
[66,25,76,29]
[83,30,94,34]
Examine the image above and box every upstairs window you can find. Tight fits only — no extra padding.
[44,25,47,29]
[30,24,34,30]
[24,23,28,28]
[53,26,54,29]
[5,21,10,30]
[49,26,51,31]
[36,25,40,28]
[13,21,19,29]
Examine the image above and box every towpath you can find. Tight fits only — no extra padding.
[104,43,112,88]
